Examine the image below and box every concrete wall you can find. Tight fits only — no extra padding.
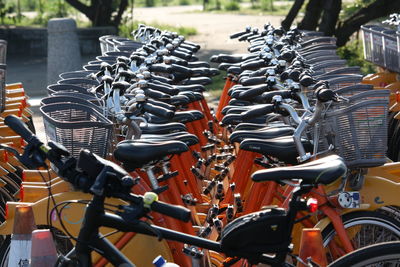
[0,26,117,56]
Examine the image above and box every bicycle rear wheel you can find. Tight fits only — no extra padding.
[328,241,400,267]
[322,210,400,262]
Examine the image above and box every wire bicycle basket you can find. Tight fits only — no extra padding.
[40,103,113,158]
[321,97,389,169]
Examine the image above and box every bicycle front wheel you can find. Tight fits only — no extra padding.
[328,241,400,267]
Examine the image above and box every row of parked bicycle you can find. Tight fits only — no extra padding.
[0,17,400,266]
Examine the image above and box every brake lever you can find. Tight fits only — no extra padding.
[0,143,47,169]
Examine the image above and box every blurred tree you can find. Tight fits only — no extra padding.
[65,0,128,26]
[203,0,208,11]
[281,0,400,46]
[281,0,304,30]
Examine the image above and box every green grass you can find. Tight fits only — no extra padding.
[119,20,197,38]
[206,72,226,96]
[198,2,291,16]
[337,39,376,75]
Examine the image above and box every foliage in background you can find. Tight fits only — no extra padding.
[337,39,376,75]
[119,19,197,39]
[260,0,274,11]
[224,0,240,11]
[341,0,375,20]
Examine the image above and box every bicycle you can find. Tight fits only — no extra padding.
[4,114,348,267]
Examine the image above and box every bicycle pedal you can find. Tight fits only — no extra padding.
[215,181,224,200]
[203,130,211,138]
[198,225,212,238]
[254,157,272,168]
[152,185,169,195]
[208,120,214,134]
[213,218,223,234]
[183,245,204,259]
[218,145,234,153]
[234,193,243,213]
[195,158,205,169]
[204,154,216,167]
[203,179,216,195]
[223,155,236,167]
[213,164,226,172]
[182,194,197,206]
[157,171,179,182]
[217,153,232,161]
[206,204,219,223]
[226,205,235,222]
[192,151,202,160]
[229,182,236,192]
[191,167,206,180]
[201,143,215,152]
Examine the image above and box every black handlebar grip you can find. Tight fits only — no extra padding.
[147,98,176,111]
[170,64,193,75]
[173,84,205,93]
[187,61,210,68]
[241,76,267,86]
[183,41,200,50]
[148,82,179,95]
[142,103,175,119]
[168,57,188,66]
[4,115,41,146]
[191,67,209,77]
[316,88,337,103]
[230,30,248,39]
[171,50,191,61]
[144,88,171,100]
[299,75,315,87]
[262,90,292,103]
[149,64,173,74]
[238,32,252,42]
[240,59,267,71]
[169,95,190,105]
[241,104,274,120]
[182,77,212,86]
[237,84,269,100]
[151,200,191,222]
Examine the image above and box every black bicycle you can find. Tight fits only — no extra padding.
[5,114,349,267]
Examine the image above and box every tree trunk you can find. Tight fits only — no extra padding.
[335,0,400,46]
[65,0,94,22]
[298,0,325,31]
[281,0,305,31]
[319,0,342,36]
[113,0,128,26]
[92,0,113,26]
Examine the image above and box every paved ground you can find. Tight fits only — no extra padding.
[5,5,284,138]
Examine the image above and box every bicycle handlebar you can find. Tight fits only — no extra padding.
[241,104,275,120]
[4,115,191,222]
[141,102,175,119]
[4,115,42,147]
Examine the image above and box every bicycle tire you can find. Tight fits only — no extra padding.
[322,210,400,262]
[328,241,400,266]
[0,235,10,267]
[389,121,400,161]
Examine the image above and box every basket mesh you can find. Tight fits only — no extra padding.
[382,30,400,72]
[334,84,373,97]
[321,97,389,168]
[58,78,99,90]
[0,40,6,64]
[361,25,374,62]
[40,103,113,158]
[327,75,363,90]
[0,64,5,113]
[371,26,386,66]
